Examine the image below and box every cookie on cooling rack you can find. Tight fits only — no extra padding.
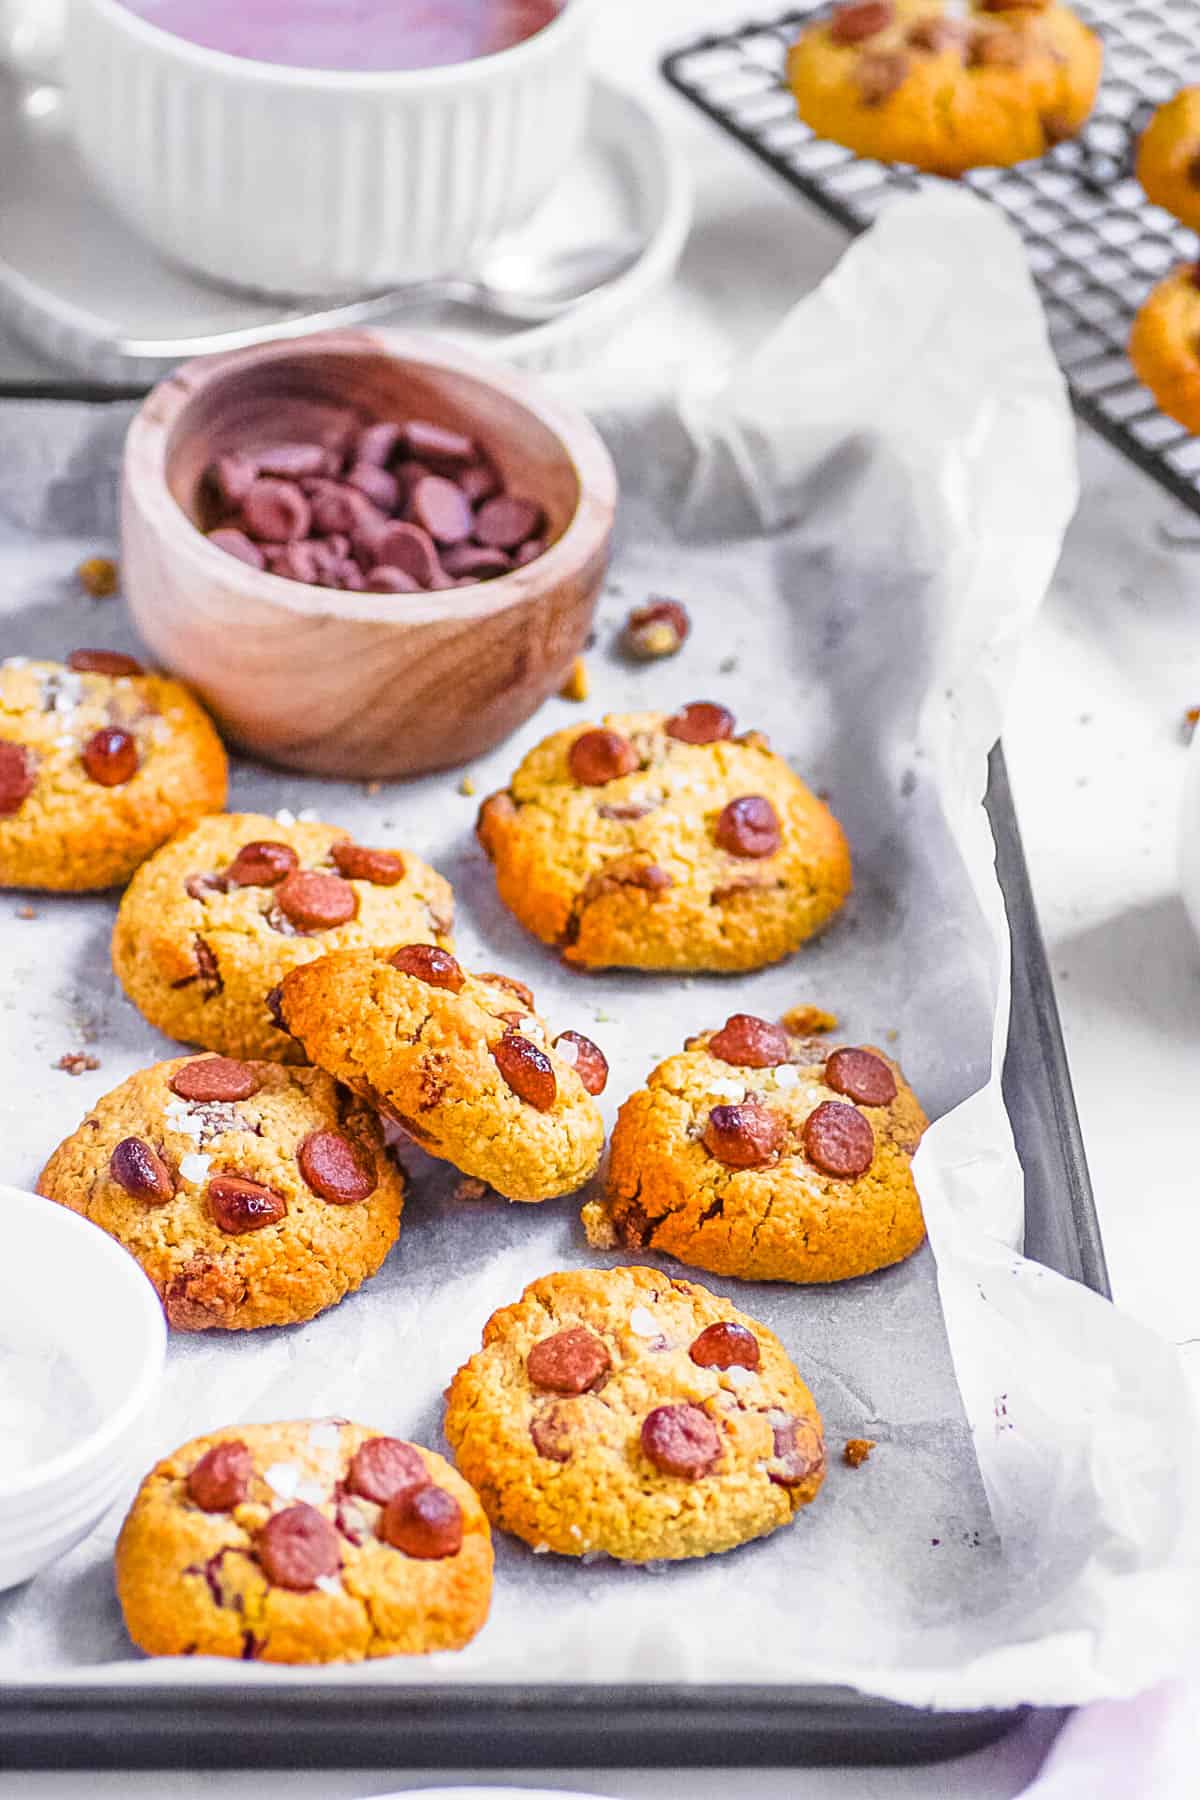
[786,1,1102,177]
[1137,87,1200,234]
[1129,262,1200,435]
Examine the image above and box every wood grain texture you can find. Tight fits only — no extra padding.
[121,329,617,778]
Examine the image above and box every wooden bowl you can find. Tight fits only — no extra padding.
[121,329,617,779]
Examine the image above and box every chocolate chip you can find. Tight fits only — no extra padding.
[82,726,138,788]
[207,527,267,570]
[641,1403,721,1479]
[770,1414,826,1489]
[408,474,474,547]
[346,461,400,512]
[365,565,422,593]
[553,1030,608,1095]
[170,1057,260,1104]
[803,1100,875,1178]
[275,870,358,932]
[689,1322,760,1371]
[390,944,465,990]
[187,1440,253,1512]
[702,1102,786,1169]
[623,599,690,660]
[265,984,287,1031]
[402,419,477,468]
[0,741,36,816]
[514,539,545,567]
[66,649,144,677]
[708,1014,789,1068]
[255,443,328,480]
[568,728,639,787]
[530,1406,573,1462]
[240,478,311,544]
[297,1130,377,1205]
[473,495,544,551]
[459,461,501,504]
[379,1484,463,1558]
[440,543,513,580]
[527,1326,611,1394]
[356,421,403,467]
[908,16,967,52]
[347,1437,428,1505]
[330,843,405,885]
[825,1047,898,1107]
[478,971,535,1009]
[857,48,909,100]
[212,452,258,509]
[367,520,446,588]
[830,0,894,43]
[225,840,298,888]
[714,795,781,858]
[110,1136,174,1204]
[665,701,734,745]
[208,1175,287,1235]
[257,1503,340,1590]
[493,1033,557,1111]
[967,28,1025,68]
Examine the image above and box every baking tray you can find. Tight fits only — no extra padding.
[0,719,1102,1769]
[661,0,1200,522]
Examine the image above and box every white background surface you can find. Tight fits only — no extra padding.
[2,0,1199,1795]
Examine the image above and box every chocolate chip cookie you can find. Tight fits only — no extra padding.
[112,811,454,1061]
[476,704,851,972]
[1129,263,1200,435]
[116,1419,492,1661]
[787,2,1102,177]
[276,947,607,1201]
[1137,88,1200,234]
[37,1054,405,1331]
[0,652,227,891]
[444,1266,826,1563]
[582,1012,927,1284]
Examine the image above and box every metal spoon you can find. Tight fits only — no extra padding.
[111,236,646,363]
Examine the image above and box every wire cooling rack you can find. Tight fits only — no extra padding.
[662,1,1200,516]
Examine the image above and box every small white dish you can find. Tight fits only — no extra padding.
[63,0,595,299]
[0,1184,166,1592]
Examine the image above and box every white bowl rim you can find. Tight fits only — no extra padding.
[75,0,596,90]
[0,1184,166,1502]
[125,325,619,631]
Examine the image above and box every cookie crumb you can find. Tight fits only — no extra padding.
[1182,705,1200,745]
[76,555,119,599]
[56,1052,100,1076]
[363,779,382,797]
[452,1176,490,1203]
[780,1004,838,1036]
[843,1438,875,1469]
[622,599,689,661]
[559,656,589,702]
[457,775,477,797]
[16,903,37,920]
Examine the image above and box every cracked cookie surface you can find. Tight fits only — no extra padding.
[787,1,1102,177]
[112,812,454,1061]
[582,1015,927,1284]
[37,1054,405,1331]
[476,705,851,972]
[277,948,606,1202]
[444,1266,826,1563]
[116,1419,492,1662]
[1129,262,1200,435]
[0,654,227,891]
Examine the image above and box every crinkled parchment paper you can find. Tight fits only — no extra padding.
[1,191,1198,1708]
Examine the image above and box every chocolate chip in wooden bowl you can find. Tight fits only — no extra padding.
[408,474,474,547]
[553,1030,609,1095]
[298,1129,377,1205]
[224,840,298,889]
[825,1047,898,1108]
[493,1032,557,1111]
[66,649,144,677]
[110,1136,175,1204]
[390,944,465,991]
[714,795,781,859]
[708,1014,789,1069]
[208,1175,287,1235]
[274,870,358,933]
[689,1322,761,1371]
[474,494,544,551]
[527,1326,611,1395]
[365,565,422,594]
[347,1437,428,1505]
[356,421,402,467]
[255,442,329,481]
[170,1057,261,1104]
[81,726,138,788]
[206,527,266,570]
[665,701,734,745]
[187,1440,253,1512]
[240,478,312,544]
[0,741,36,815]
[623,598,690,660]
[257,1503,340,1590]
[346,461,400,513]
[641,1403,721,1479]
[702,1101,786,1170]
[440,544,513,581]
[330,843,405,885]
[402,419,477,469]
[802,1101,875,1178]
[379,1484,464,1559]
[568,728,639,787]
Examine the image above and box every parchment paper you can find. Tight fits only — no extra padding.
[1,190,1198,1709]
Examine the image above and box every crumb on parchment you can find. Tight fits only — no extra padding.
[1183,705,1199,745]
[843,1438,875,1469]
[781,1005,838,1036]
[458,775,477,797]
[56,1052,100,1076]
[559,657,589,702]
[76,556,118,598]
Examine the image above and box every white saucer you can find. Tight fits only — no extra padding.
[0,74,690,384]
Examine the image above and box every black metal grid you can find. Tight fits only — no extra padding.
[663,0,1200,516]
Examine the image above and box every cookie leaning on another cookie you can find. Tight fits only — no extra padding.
[0,651,227,891]
[477,703,851,972]
[1129,263,1200,435]
[786,1,1102,178]
[444,1266,826,1563]
[277,946,607,1202]
[112,811,454,1062]
[36,1054,405,1331]
[116,1420,492,1662]
[583,1012,927,1284]
[1137,88,1200,235]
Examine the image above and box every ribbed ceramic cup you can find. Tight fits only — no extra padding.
[63,0,594,298]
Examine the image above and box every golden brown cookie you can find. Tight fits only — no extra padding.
[277,947,606,1202]
[116,1420,492,1662]
[1137,88,1200,233]
[1129,263,1200,434]
[37,1054,405,1331]
[476,704,851,972]
[112,812,454,1062]
[786,1,1102,177]
[582,1013,927,1284]
[444,1266,826,1563]
[0,651,227,891]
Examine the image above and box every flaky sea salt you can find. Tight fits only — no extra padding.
[264,1462,299,1498]
[307,1420,341,1453]
[726,1365,758,1388]
[295,1481,327,1506]
[274,808,297,826]
[532,1542,550,1555]
[555,1037,579,1067]
[296,808,319,823]
[178,1152,211,1184]
[629,1306,658,1337]
[707,1077,745,1102]
[2,656,28,669]
[314,1574,343,1597]
[772,1065,800,1089]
